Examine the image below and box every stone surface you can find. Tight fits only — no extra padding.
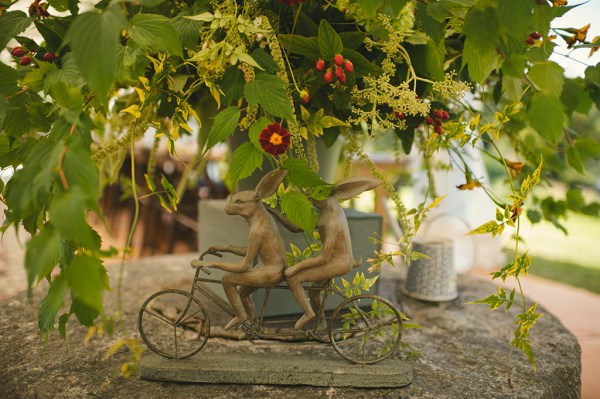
[141,352,412,387]
[0,254,581,399]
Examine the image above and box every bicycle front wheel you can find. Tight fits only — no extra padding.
[329,294,403,365]
[138,289,210,359]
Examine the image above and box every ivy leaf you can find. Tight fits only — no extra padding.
[64,255,107,311]
[281,190,317,233]
[0,11,33,50]
[228,142,264,190]
[318,20,343,60]
[278,34,320,60]
[64,5,127,100]
[38,273,69,331]
[282,158,326,188]
[527,94,565,143]
[25,225,63,290]
[129,14,183,57]
[205,106,241,150]
[528,62,564,97]
[244,73,293,120]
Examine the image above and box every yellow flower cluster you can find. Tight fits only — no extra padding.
[432,72,472,100]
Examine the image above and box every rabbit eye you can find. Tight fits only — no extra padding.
[234,199,243,204]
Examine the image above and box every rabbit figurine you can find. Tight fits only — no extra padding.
[191,169,288,330]
[284,176,380,329]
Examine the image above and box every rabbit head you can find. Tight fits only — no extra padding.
[224,169,288,218]
[311,176,380,210]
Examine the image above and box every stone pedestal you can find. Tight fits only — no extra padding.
[198,200,382,316]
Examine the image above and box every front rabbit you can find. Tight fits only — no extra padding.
[191,169,288,330]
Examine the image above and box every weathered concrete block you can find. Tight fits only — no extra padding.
[141,351,412,388]
[198,200,382,316]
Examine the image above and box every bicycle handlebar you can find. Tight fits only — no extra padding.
[197,250,224,275]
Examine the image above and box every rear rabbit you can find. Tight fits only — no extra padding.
[191,169,288,330]
[284,176,380,329]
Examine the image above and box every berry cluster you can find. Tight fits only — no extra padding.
[276,0,305,6]
[425,109,450,134]
[10,46,56,66]
[315,54,353,84]
[525,31,542,45]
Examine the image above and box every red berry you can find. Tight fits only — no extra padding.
[442,110,449,120]
[333,54,344,66]
[530,32,542,40]
[20,56,31,66]
[323,70,333,83]
[425,116,434,125]
[525,36,535,45]
[43,52,55,62]
[11,47,25,57]
[434,118,443,126]
[434,126,443,134]
[344,60,353,73]
[334,67,344,79]
[299,89,310,104]
[395,111,405,120]
[315,59,325,72]
[433,110,444,119]
[338,72,347,83]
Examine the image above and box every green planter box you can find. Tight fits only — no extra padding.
[198,200,382,316]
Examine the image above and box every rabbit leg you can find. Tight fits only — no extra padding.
[239,286,258,324]
[222,276,247,330]
[309,281,328,330]
[286,276,315,329]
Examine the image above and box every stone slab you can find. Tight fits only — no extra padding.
[141,351,412,388]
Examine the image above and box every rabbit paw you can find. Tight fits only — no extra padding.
[284,266,298,277]
[191,260,209,268]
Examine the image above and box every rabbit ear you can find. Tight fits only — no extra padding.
[255,169,289,200]
[332,176,380,200]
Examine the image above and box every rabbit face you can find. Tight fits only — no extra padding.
[224,190,259,218]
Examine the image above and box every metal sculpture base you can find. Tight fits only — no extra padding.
[141,351,413,388]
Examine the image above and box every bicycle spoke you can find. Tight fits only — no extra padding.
[144,308,175,326]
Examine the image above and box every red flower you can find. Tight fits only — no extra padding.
[259,123,291,156]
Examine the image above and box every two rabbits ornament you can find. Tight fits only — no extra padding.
[192,171,380,331]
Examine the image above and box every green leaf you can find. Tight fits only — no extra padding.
[0,63,19,96]
[278,34,320,60]
[206,106,241,150]
[46,53,84,89]
[584,64,600,87]
[463,7,499,50]
[566,146,584,174]
[520,157,543,197]
[250,48,280,74]
[249,117,270,149]
[341,48,383,77]
[501,54,527,78]
[48,0,69,11]
[64,6,127,100]
[62,135,100,205]
[170,12,201,48]
[282,158,326,188]
[64,255,107,311]
[462,40,500,83]
[133,0,167,7]
[339,31,366,50]
[527,94,565,143]
[48,188,102,250]
[244,73,293,120]
[425,38,445,80]
[528,62,564,97]
[468,220,498,235]
[228,142,264,190]
[34,18,70,53]
[318,20,343,60]
[22,62,58,93]
[58,313,69,339]
[116,43,149,84]
[281,190,318,233]
[70,297,100,326]
[497,0,533,41]
[0,11,33,50]
[38,273,68,331]
[129,14,182,56]
[25,225,63,289]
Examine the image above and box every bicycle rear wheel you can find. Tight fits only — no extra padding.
[138,289,210,359]
[329,294,402,364]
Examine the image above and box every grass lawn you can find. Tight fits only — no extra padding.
[510,212,600,294]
